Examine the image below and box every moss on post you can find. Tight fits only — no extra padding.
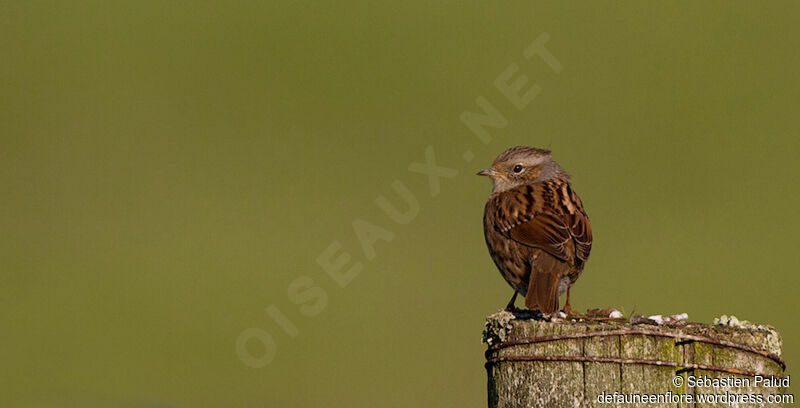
[483,311,786,408]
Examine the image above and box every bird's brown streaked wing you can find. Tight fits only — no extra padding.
[568,210,592,265]
[494,182,592,265]
[565,186,593,266]
[506,212,572,262]
[492,183,572,262]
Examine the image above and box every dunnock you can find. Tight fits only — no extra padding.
[479,146,592,315]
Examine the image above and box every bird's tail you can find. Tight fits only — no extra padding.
[524,255,566,314]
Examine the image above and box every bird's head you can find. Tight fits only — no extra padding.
[477,146,567,194]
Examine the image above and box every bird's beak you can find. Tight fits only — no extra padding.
[477,168,495,177]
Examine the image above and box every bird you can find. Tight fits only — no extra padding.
[478,146,592,315]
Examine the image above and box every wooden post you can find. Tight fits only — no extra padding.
[484,310,787,408]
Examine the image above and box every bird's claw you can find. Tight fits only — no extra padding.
[562,304,585,319]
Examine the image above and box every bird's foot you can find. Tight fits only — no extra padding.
[562,304,585,319]
[511,308,547,321]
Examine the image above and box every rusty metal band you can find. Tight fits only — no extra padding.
[485,329,786,370]
[484,355,788,380]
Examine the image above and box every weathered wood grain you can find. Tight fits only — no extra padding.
[484,311,785,408]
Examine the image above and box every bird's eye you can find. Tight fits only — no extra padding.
[513,165,523,173]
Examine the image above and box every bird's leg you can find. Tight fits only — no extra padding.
[562,287,583,318]
[505,291,519,312]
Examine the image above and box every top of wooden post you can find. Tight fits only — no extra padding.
[483,310,786,407]
[483,310,783,358]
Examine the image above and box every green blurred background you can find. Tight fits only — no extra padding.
[2,1,799,407]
